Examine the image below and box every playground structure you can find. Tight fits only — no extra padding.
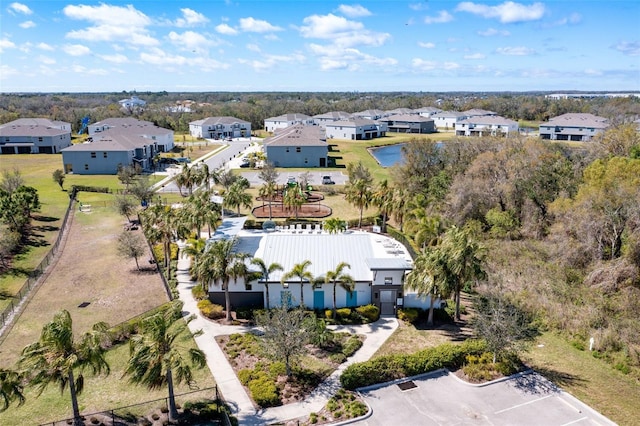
[252,178,331,219]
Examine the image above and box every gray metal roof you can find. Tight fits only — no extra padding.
[264,124,327,147]
[365,258,413,270]
[544,113,609,129]
[190,116,250,126]
[264,113,311,122]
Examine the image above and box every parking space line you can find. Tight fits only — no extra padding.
[560,417,589,425]
[494,394,554,414]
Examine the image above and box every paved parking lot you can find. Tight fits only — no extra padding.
[355,370,615,425]
[239,170,348,186]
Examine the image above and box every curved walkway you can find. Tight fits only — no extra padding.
[175,246,398,425]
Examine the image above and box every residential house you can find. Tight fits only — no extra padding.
[455,115,519,137]
[205,218,427,316]
[462,108,497,118]
[352,109,386,120]
[432,111,468,130]
[264,124,328,168]
[324,118,385,140]
[88,118,174,152]
[539,113,609,141]
[414,107,442,118]
[384,108,416,117]
[61,133,159,175]
[263,113,314,132]
[381,114,435,134]
[189,116,251,139]
[0,118,72,154]
[118,96,146,110]
[312,111,352,127]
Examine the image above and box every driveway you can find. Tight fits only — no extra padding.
[240,170,348,186]
[355,370,614,425]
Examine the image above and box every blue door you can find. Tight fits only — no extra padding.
[346,290,357,308]
[313,291,324,310]
[280,291,292,308]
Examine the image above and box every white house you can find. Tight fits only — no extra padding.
[264,113,314,132]
[88,118,174,152]
[352,109,386,120]
[414,107,442,118]
[203,218,434,316]
[0,118,71,154]
[432,111,468,130]
[189,116,251,139]
[324,118,384,140]
[312,111,352,127]
[118,96,146,110]
[455,116,519,137]
[539,113,610,141]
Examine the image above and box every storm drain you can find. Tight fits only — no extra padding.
[397,380,417,391]
[78,302,90,308]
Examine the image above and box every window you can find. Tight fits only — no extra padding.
[90,152,96,158]
[304,158,308,164]
[38,137,43,142]
[84,164,89,170]
[103,152,108,158]
[384,277,393,285]
[286,148,289,152]
[296,147,301,153]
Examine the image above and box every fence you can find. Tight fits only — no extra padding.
[40,385,233,426]
[0,188,76,335]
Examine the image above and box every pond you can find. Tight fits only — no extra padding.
[370,142,443,167]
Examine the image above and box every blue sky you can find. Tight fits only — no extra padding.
[1,1,638,93]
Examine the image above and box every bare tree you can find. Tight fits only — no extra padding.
[116,231,147,271]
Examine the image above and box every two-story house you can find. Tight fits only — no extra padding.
[381,114,435,134]
[455,115,519,137]
[263,113,314,133]
[189,116,251,139]
[264,124,329,168]
[0,118,72,154]
[539,113,610,141]
[324,118,385,140]
[88,118,174,152]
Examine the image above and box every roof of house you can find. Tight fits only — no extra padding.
[264,124,327,147]
[385,108,415,115]
[190,116,250,126]
[543,113,610,129]
[0,118,71,137]
[62,134,154,152]
[352,109,385,118]
[462,108,497,116]
[264,113,311,122]
[325,118,377,128]
[313,111,352,120]
[383,114,434,123]
[414,107,442,114]
[234,230,412,282]
[91,118,155,128]
[0,118,70,129]
[458,116,518,126]
[433,111,468,118]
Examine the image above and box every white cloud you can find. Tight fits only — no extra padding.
[496,46,536,55]
[71,65,109,76]
[424,11,454,24]
[337,4,372,18]
[37,55,56,65]
[140,48,188,66]
[456,1,545,23]
[0,38,17,53]
[8,2,32,15]
[477,28,510,36]
[37,42,54,51]
[238,52,305,72]
[246,44,261,53]
[464,53,486,59]
[239,17,282,33]
[174,8,209,27]
[412,59,438,70]
[216,23,238,36]
[0,65,19,79]
[168,31,213,52]
[64,4,158,46]
[409,2,430,11]
[100,53,129,64]
[308,43,396,71]
[63,44,91,56]
[418,42,436,48]
[613,41,640,56]
[299,13,389,48]
[19,20,35,29]
[584,68,602,76]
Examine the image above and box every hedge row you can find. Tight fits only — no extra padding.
[340,339,487,390]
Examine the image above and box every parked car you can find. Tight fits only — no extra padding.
[322,175,335,185]
[240,158,250,168]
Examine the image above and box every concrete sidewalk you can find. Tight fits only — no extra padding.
[175,247,398,425]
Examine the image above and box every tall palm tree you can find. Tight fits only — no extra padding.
[0,368,25,412]
[345,177,373,229]
[224,180,253,216]
[183,237,207,278]
[258,181,277,220]
[202,237,250,321]
[143,204,190,279]
[406,211,444,249]
[283,186,305,219]
[18,310,110,426]
[441,225,487,321]
[124,301,206,422]
[251,258,283,309]
[174,164,194,196]
[281,260,313,309]
[317,262,354,319]
[184,190,221,238]
[371,179,394,233]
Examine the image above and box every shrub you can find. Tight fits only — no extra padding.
[269,362,287,378]
[329,353,347,364]
[248,373,280,407]
[336,308,352,319]
[238,369,253,386]
[342,336,363,358]
[191,285,207,301]
[197,300,225,319]
[397,308,419,324]
[355,304,380,323]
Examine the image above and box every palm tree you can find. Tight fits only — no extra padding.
[345,177,373,229]
[406,211,444,249]
[18,310,110,426]
[258,181,277,220]
[183,237,207,278]
[281,260,314,309]
[174,164,193,196]
[317,262,354,319]
[124,301,206,422]
[224,180,253,216]
[323,217,346,234]
[371,179,394,232]
[184,190,221,238]
[0,368,25,412]
[251,258,283,309]
[283,186,305,219]
[441,225,487,321]
[142,204,190,279]
[202,238,250,321]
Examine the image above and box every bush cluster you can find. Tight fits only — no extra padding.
[197,300,225,320]
[355,304,380,322]
[322,304,380,324]
[240,368,281,407]
[340,339,487,390]
[397,308,419,324]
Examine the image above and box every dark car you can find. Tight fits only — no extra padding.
[322,175,335,185]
